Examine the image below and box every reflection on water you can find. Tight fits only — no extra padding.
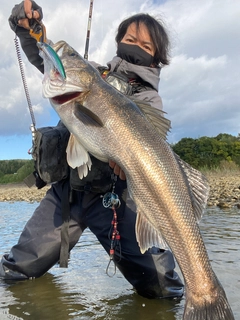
[0,202,239,319]
[0,274,183,320]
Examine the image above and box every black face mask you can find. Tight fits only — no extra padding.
[117,42,154,67]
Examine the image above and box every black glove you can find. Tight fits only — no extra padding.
[8,1,44,73]
[9,1,43,34]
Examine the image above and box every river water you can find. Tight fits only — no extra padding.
[0,202,239,320]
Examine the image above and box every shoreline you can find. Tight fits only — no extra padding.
[204,171,240,209]
[0,171,240,209]
[0,182,50,203]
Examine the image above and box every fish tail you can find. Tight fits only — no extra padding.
[183,290,235,320]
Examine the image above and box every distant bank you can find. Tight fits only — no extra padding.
[0,171,240,209]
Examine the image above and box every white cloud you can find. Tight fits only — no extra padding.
[0,0,240,159]
[161,51,239,142]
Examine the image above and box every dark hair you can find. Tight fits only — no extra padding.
[115,13,170,66]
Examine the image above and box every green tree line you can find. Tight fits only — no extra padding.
[0,159,34,184]
[1,133,239,184]
[172,133,240,169]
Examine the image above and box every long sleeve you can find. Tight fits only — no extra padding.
[9,1,44,73]
[16,27,44,73]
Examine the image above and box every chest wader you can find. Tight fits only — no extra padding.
[59,67,156,268]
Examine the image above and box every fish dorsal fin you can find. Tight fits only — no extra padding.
[74,102,104,127]
[175,153,210,222]
[135,210,169,254]
[66,133,92,178]
[131,98,171,140]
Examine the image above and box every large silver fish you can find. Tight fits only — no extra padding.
[38,40,234,319]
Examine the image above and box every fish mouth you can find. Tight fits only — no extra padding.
[50,91,82,105]
[39,41,87,102]
[39,41,90,103]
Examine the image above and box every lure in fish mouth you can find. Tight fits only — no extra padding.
[37,41,86,104]
[37,41,66,80]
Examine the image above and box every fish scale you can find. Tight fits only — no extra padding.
[39,40,235,320]
[93,96,227,313]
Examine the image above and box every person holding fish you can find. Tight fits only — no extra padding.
[0,0,185,300]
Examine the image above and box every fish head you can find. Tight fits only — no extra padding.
[39,40,98,107]
[39,40,109,168]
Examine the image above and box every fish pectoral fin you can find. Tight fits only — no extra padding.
[175,153,210,222]
[74,102,104,127]
[77,163,91,179]
[131,99,171,140]
[135,211,169,254]
[66,133,92,178]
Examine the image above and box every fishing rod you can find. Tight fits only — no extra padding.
[84,0,94,60]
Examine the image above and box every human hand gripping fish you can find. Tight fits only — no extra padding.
[109,160,126,180]
[38,41,235,320]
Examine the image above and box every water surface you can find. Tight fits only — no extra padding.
[0,202,239,319]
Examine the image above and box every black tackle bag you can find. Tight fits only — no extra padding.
[32,123,70,184]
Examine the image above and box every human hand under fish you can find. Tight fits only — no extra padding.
[109,160,126,180]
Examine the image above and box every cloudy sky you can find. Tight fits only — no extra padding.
[0,0,239,160]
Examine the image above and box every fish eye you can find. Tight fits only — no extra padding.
[68,47,78,57]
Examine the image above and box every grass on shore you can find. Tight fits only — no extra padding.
[200,160,240,179]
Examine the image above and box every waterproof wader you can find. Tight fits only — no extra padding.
[0,179,184,299]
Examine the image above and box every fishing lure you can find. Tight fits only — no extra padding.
[37,42,66,80]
